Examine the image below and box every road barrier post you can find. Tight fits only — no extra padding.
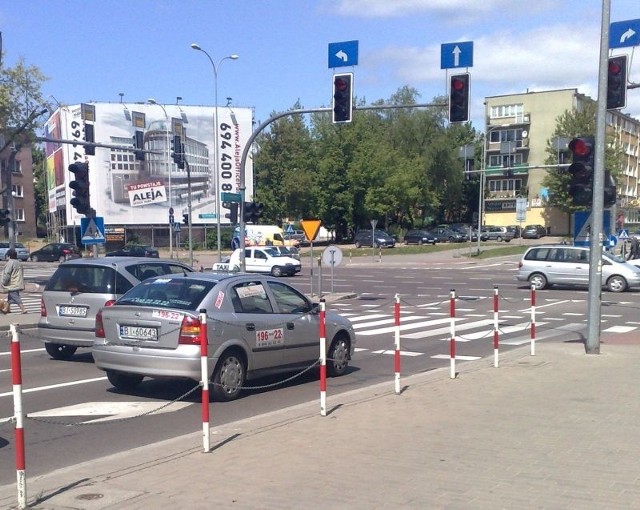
[394,294,401,395]
[530,285,536,356]
[449,289,456,379]
[493,286,500,367]
[199,310,210,452]
[319,300,327,416]
[11,324,27,509]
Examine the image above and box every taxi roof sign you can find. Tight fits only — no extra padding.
[300,219,322,242]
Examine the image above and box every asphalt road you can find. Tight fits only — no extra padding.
[2,253,638,486]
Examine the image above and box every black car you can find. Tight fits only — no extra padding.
[106,244,159,258]
[30,243,82,263]
[403,230,437,245]
[521,225,547,239]
[434,228,465,243]
[353,229,396,248]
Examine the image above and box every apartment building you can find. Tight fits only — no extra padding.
[483,89,640,235]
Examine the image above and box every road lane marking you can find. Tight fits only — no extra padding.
[0,376,108,398]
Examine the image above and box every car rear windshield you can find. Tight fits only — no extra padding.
[117,278,216,310]
[46,265,134,294]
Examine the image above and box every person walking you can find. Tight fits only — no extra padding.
[2,248,26,314]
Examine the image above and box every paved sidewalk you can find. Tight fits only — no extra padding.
[2,334,640,509]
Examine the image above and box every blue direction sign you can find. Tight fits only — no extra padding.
[610,19,640,49]
[80,216,105,245]
[328,40,359,68]
[441,41,473,69]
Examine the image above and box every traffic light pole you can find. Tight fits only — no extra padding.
[185,160,194,267]
[237,102,446,271]
[585,0,612,355]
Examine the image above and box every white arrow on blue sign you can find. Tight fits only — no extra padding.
[441,41,473,69]
[610,19,640,49]
[328,40,359,68]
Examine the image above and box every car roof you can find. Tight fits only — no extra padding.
[60,256,192,268]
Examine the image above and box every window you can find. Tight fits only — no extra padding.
[231,282,273,314]
[267,281,312,314]
[490,104,524,119]
[11,184,23,197]
[13,209,24,222]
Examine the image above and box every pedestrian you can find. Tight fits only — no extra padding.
[2,248,26,314]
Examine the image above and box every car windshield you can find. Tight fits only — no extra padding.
[117,278,216,310]
[262,247,281,257]
[604,251,627,264]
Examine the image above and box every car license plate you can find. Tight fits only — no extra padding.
[58,305,88,318]
[119,325,158,341]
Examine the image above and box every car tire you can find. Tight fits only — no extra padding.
[106,370,144,390]
[607,275,628,293]
[496,236,503,242]
[31,255,39,262]
[271,266,283,277]
[44,343,78,360]
[327,335,350,377]
[354,241,361,248]
[212,350,246,401]
[528,273,548,290]
[58,255,66,263]
[418,240,423,246]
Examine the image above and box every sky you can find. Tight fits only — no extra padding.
[1,0,639,130]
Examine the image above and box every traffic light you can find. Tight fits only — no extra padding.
[607,55,627,110]
[242,201,264,224]
[332,73,353,124]
[68,162,92,215]
[183,213,189,226]
[567,136,595,207]
[0,209,11,226]
[84,123,96,156]
[225,202,238,223]
[172,135,185,169]
[604,171,617,208]
[133,130,145,161]
[449,74,470,123]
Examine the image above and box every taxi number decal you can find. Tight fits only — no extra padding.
[255,328,284,346]
[152,309,183,321]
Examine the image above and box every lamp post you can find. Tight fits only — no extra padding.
[191,43,238,262]
[147,98,173,258]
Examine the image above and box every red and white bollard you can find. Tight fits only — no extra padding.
[11,324,27,509]
[394,294,401,395]
[199,311,210,452]
[493,286,500,367]
[449,289,456,379]
[319,300,327,416]
[530,285,536,356]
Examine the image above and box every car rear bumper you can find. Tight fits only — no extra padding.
[38,324,96,348]
[92,343,206,380]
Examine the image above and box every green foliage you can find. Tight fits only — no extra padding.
[252,88,478,240]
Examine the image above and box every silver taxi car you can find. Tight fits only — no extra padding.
[93,273,356,401]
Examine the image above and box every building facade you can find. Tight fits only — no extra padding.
[483,89,640,235]
[0,144,38,240]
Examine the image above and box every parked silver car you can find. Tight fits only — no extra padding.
[92,273,356,401]
[0,242,30,261]
[515,245,640,292]
[38,257,194,360]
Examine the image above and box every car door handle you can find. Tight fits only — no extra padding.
[286,322,294,330]
[246,323,255,331]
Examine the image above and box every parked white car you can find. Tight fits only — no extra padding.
[214,247,301,277]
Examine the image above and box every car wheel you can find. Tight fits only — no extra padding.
[212,350,246,401]
[31,255,39,262]
[271,266,283,277]
[496,236,503,242]
[607,275,627,293]
[44,343,78,360]
[354,241,361,248]
[327,335,350,377]
[418,240,423,246]
[58,255,66,263]
[528,273,548,290]
[106,370,144,390]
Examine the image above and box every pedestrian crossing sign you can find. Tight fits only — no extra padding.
[80,216,106,245]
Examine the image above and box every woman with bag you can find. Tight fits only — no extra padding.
[2,248,26,314]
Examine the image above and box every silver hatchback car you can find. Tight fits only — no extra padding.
[38,257,193,360]
[92,272,356,401]
[515,245,640,292]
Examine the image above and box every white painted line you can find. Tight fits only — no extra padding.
[431,354,481,361]
[602,325,637,333]
[0,347,46,357]
[29,401,192,424]
[0,377,108,399]
[357,317,455,336]
[501,323,584,345]
[402,319,495,340]
[371,350,423,357]
[352,315,428,330]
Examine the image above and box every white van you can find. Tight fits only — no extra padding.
[225,247,301,277]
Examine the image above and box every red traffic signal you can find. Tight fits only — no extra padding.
[332,73,353,124]
[607,55,627,110]
[449,74,470,123]
[567,136,595,207]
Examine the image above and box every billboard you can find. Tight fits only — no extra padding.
[43,102,254,226]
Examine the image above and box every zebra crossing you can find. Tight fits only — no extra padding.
[331,298,636,362]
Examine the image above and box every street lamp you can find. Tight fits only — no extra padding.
[147,98,173,258]
[190,43,239,261]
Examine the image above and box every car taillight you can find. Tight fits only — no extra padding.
[518,261,523,269]
[40,298,46,317]
[62,249,70,254]
[178,316,202,345]
[95,310,105,338]
[104,300,116,307]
